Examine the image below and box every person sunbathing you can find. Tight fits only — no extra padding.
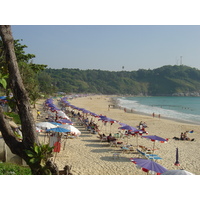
[183,131,190,141]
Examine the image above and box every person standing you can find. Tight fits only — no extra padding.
[37,110,41,119]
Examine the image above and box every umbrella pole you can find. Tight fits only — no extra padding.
[153,141,155,153]
[54,152,58,162]
[63,138,67,150]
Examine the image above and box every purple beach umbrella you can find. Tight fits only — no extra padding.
[130,158,167,174]
[142,135,167,142]
[161,169,195,175]
[142,135,168,153]
[118,125,140,133]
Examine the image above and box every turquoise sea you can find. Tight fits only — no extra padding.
[117,96,200,125]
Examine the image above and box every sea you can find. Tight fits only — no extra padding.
[117,96,200,125]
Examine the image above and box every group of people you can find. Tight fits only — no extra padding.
[180,131,195,141]
[77,114,100,135]
[139,121,148,130]
[180,131,190,140]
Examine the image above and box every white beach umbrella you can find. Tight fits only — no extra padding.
[58,124,81,136]
[56,110,70,120]
[161,169,195,175]
[36,127,42,133]
[36,122,57,130]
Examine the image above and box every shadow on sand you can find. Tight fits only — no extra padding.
[82,139,100,143]
[100,156,130,162]
[91,148,112,153]
[85,143,106,148]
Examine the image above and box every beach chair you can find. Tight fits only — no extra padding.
[136,149,162,160]
[110,140,118,147]
[121,145,134,153]
[100,136,108,142]
[114,133,121,138]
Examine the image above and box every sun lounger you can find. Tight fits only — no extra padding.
[100,136,108,142]
[137,149,162,160]
[121,145,134,153]
[139,145,159,153]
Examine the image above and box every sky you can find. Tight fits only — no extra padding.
[11,25,200,71]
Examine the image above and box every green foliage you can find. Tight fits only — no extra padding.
[0,162,31,175]
[4,112,21,124]
[13,39,36,62]
[25,143,54,175]
[0,73,8,89]
[0,39,47,103]
[43,65,200,96]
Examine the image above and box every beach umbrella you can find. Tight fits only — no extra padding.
[56,110,70,119]
[46,127,71,133]
[130,158,167,175]
[49,122,61,126]
[118,122,127,126]
[119,125,140,144]
[161,169,195,175]
[99,116,118,133]
[174,147,180,167]
[131,131,148,148]
[36,127,42,133]
[36,122,57,130]
[57,119,73,125]
[118,125,139,133]
[58,124,81,136]
[142,135,168,153]
[90,112,99,118]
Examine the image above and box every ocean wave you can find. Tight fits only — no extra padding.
[117,97,200,124]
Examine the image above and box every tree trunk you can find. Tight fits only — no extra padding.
[0,25,59,174]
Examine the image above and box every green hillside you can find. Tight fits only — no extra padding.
[38,65,200,96]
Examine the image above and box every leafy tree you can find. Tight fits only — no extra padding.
[0,25,58,175]
[42,65,200,96]
[0,38,47,106]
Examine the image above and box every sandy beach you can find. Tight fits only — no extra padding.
[35,95,200,175]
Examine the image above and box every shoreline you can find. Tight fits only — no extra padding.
[69,95,200,174]
[33,95,200,175]
[112,96,200,126]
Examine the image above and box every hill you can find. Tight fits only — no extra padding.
[39,65,200,96]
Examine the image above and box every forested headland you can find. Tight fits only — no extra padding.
[39,65,200,96]
[1,39,200,97]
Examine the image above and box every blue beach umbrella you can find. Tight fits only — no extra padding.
[46,127,71,133]
[49,122,61,126]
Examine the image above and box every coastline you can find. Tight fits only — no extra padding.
[33,95,200,175]
[69,95,200,175]
[113,96,200,126]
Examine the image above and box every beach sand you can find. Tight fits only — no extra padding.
[35,95,200,175]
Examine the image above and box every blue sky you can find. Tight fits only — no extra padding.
[11,25,200,71]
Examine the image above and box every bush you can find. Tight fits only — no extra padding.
[0,162,31,175]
